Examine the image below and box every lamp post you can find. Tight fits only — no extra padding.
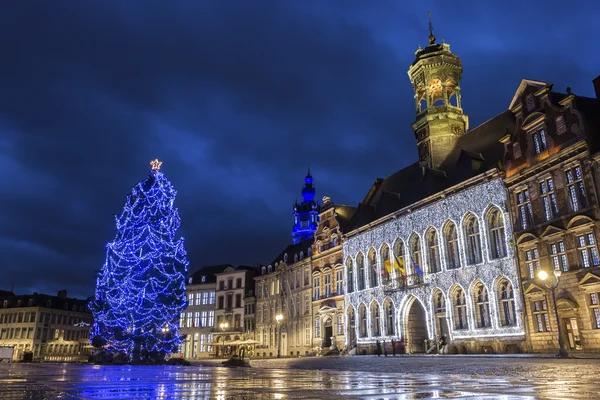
[220,322,229,359]
[275,314,283,358]
[538,269,567,357]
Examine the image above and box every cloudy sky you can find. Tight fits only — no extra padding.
[1,1,598,298]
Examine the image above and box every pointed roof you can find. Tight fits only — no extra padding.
[508,79,548,109]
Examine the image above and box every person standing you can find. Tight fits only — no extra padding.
[376,340,382,357]
[383,340,388,357]
[391,339,396,356]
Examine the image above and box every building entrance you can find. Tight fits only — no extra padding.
[404,298,428,353]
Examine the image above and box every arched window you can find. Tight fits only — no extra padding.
[384,299,395,336]
[347,307,356,345]
[473,282,491,328]
[426,228,441,273]
[393,239,407,282]
[433,289,446,338]
[452,286,468,330]
[464,215,482,265]
[444,221,461,269]
[410,234,423,276]
[367,248,378,288]
[357,253,365,291]
[346,258,354,293]
[498,279,516,326]
[370,301,380,337]
[380,244,391,285]
[358,304,367,338]
[488,208,507,259]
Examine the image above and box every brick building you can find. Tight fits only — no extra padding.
[503,77,600,353]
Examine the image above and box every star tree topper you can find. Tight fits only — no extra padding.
[150,159,163,171]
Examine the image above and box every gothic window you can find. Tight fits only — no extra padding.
[426,228,441,273]
[516,189,533,230]
[550,241,569,272]
[444,221,461,269]
[452,286,468,330]
[532,128,548,154]
[577,233,600,268]
[393,239,406,281]
[347,306,356,342]
[532,299,551,332]
[380,244,391,285]
[433,289,446,336]
[463,215,482,265]
[358,304,367,338]
[409,234,423,275]
[473,282,491,328]
[540,178,559,221]
[487,208,507,259]
[356,253,365,291]
[367,248,378,288]
[498,279,516,326]
[370,301,381,337]
[384,299,394,336]
[565,166,588,212]
[346,258,354,293]
[525,247,540,279]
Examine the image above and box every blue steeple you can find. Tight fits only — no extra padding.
[292,169,319,244]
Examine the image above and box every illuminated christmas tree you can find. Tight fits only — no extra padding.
[90,159,189,362]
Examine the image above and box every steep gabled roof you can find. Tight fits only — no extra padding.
[509,79,548,109]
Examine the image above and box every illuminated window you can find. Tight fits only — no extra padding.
[525,248,540,279]
[578,233,599,268]
[410,234,423,273]
[556,116,566,135]
[194,312,200,328]
[313,276,320,301]
[532,129,547,154]
[380,244,391,285]
[473,283,490,328]
[498,281,516,326]
[589,293,600,329]
[337,314,343,335]
[384,299,394,336]
[393,239,406,280]
[358,304,367,338]
[532,300,551,332]
[540,178,559,221]
[426,229,441,273]
[516,189,533,229]
[453,288,467,330]
[370,302,380,337]
[314,318,320,338]
[565,166,587,212]
[464,215,482,265]
[367,249,378,288]
[335,269,343,295]
[444,222,461,269]
[324,274,331,298]
[356,253,365,291]
[550,241,569,272]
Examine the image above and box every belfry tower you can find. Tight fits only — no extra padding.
[292,169,320,244]
[408,12,469,170]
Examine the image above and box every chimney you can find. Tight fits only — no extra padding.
[57,290,67,299]
[594,76,600,102]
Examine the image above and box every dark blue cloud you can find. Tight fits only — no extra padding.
[0,0,598,298]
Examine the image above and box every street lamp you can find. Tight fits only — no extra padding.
[538,269,567,357]
[275,314,283,358]
[220,322,229,359]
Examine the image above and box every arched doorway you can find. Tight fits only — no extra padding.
[323,318,333,348]
[404,297,428,353]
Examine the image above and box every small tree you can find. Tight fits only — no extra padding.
[90,159,188,363]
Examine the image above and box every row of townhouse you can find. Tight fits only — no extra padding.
[180,31,600,357]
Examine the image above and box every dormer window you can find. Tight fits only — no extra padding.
[201,276,206,283]
[188,278,192,284]
[513,143,521,158]
[556,116,566,135]
[17,300,22,307]
[532,129,547,154]
[28,299,33,307]
[526,95,535,111]
[284,254,288,262]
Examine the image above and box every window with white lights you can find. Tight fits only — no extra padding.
[589,293,600,329]
[305,321,310,345]
[566,166,587,212]
[367,248,378,288]
[452,287,468,330]
[393,239,406,280]
[313,276,320,301]
[426,228,441,273]
[208,311,214,327]
[444,221,461,270]
[180,313,185,328]
[498,280,516,326]
[370,301,380,337]
[532,128,548,154]
[550,241,569,272]
[525,248,540,279]
[516,189,533,230]
[324,273,331,298]
[532,300,551,332]
[384,299,394,336]
[540,178,559,221]
[314,318,320,338]
[356,253,365,291]
[194,312,200,328]
[464,215,482,265]
[358,304,367,338]
[410,234,423,274]
[473,282,491,328]
[336,268,343,295]
[380,244,391,285]
[487,208,507,259]
[195,292,201,306]
[577,233,599,268]
[337,314,343,335]
[186,312,192,328]
[209,291,215,305]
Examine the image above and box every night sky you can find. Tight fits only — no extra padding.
[1,1,599,299]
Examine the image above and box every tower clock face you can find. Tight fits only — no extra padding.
[452,125,462,135]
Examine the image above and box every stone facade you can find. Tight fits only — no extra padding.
[503,79,600,354]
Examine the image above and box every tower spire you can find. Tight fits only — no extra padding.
[428,10,436,45]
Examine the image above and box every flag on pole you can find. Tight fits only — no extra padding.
[411,257,424,275]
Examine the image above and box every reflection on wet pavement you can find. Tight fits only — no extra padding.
[0,357,598,399]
